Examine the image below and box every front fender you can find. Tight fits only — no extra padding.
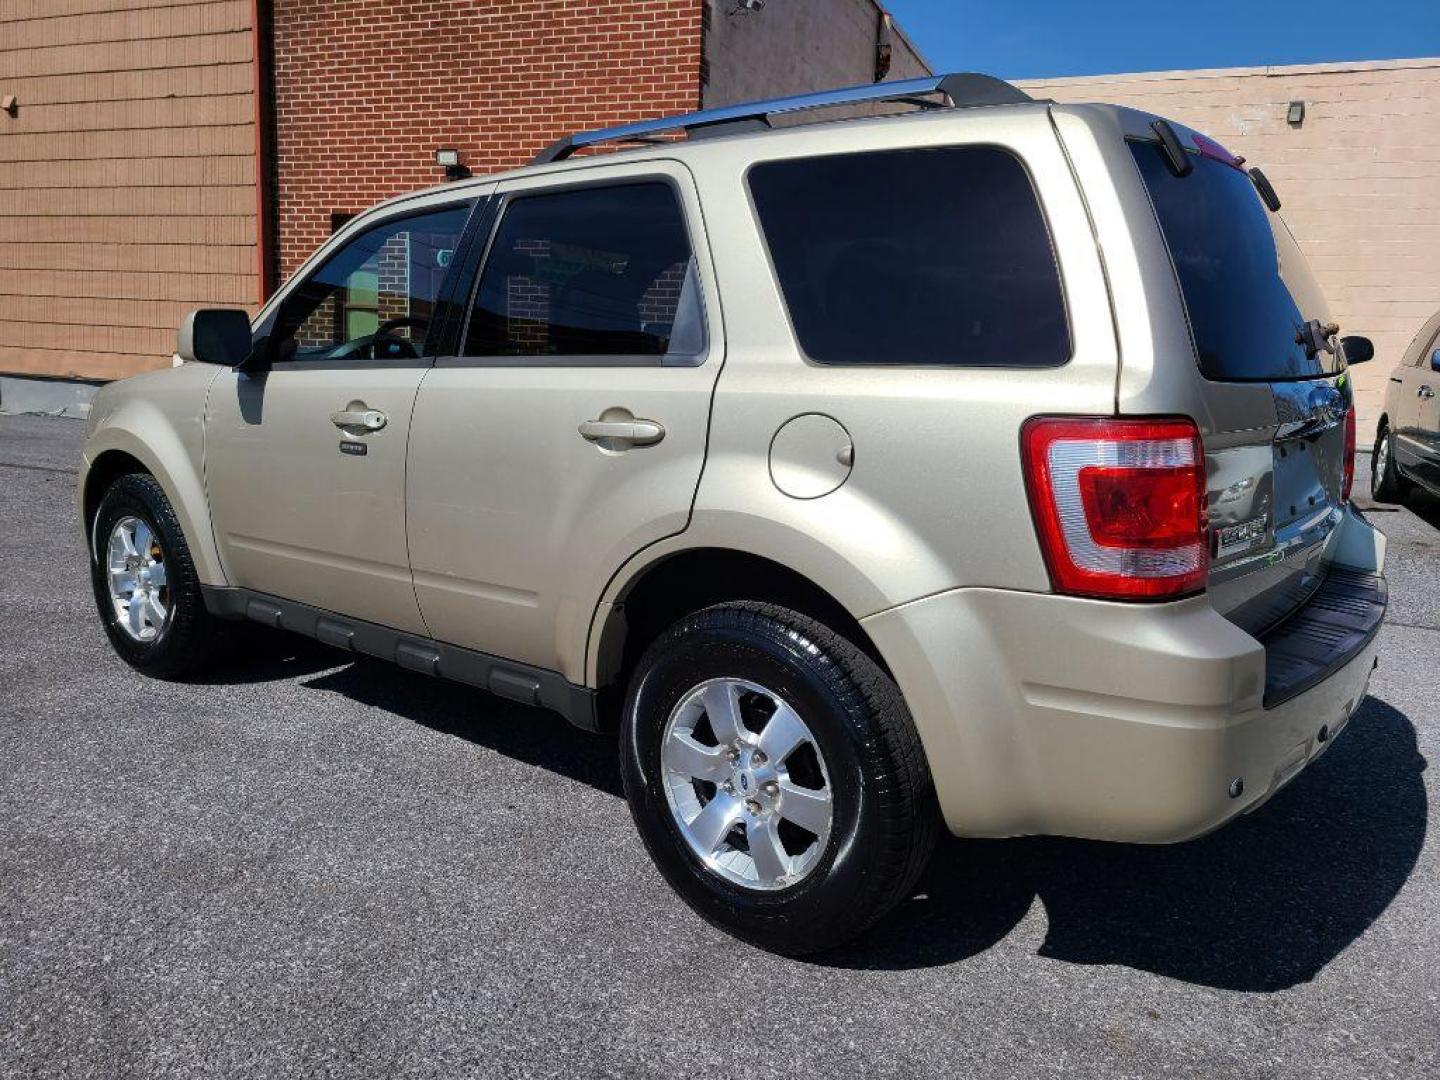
[79,366,227,586]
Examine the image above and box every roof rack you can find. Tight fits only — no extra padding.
[532,73,1034,165]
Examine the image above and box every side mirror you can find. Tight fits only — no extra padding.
[1432,349,1440,373]
[177,309,253,366]
[1340,335,1374,365]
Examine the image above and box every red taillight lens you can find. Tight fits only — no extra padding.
[1342,405,1356,502]
[1023,417,1208,600]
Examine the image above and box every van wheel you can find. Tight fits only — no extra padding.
[1371,424,1409,503]
[89,473,224,679]
[620,601,937,955]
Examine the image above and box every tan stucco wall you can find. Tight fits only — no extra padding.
[1020,58,1440,433]
[702,0,930,109]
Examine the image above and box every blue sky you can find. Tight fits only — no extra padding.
[883,0,1440,79]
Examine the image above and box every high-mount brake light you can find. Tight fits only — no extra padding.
[1022,417,1209,601]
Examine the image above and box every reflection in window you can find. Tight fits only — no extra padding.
[277,204,469,362]
[464,183,701,359]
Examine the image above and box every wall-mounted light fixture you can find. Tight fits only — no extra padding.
[1286,100,1305,126]
[0,95,17,118]
[435,148,470,182]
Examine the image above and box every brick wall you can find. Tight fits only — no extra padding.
[1019,58,1440,432]
[0,0,259,381]
[271,0,704,281]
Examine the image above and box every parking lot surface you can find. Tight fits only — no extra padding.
[2,413,1438,1079]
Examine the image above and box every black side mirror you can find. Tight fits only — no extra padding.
[1341,335,1374,365]
[177,309,253,367]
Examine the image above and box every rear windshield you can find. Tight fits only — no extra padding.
[748,146,1070,367]
[1130,139,1337,381]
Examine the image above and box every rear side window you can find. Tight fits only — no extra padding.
[747,146,1069,367]
[464,182,702,360]
[1130,139,1335,381]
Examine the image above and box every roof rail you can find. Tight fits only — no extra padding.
[531,73,1033,165]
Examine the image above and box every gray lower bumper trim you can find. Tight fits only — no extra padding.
[1259,566,1387,709]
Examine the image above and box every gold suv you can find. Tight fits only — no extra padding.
[78,75,1388,954]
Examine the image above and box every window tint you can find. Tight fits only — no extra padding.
[464,183,701,359]
[747,147,1069,367]
[275,204,469,362]
[1130,139,1336,381]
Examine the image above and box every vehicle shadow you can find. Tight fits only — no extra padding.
[276,648,1425,992]
[824,695,1428,991]
[1400,485,1440,531]
[185,627,346,686]
[300,655,625,797]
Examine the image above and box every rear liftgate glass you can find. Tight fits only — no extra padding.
[1129,127,1358,637]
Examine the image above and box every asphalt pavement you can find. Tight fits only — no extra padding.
[2,412,1437,1079]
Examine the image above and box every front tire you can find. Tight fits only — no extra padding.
[1372,423,1409,503]
[89,472,225,678]
[620,601,937,955]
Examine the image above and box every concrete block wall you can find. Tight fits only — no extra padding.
[1019,58,1440,434]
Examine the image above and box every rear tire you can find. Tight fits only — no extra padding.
[89,472,226,679]
[1372,423,1409,503]
[620,601,937,955]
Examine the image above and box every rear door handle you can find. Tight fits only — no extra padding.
[331,406,387,431]
[578,417,665,447]
[1420,386,1435,400]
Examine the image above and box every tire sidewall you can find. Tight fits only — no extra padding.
[621,611,893,946]
[89,476,198,673]
[1373,426,1405,501]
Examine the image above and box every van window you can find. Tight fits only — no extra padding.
[1130,139,1337,381]
[464,182,702,360]
[747,147,1069,367]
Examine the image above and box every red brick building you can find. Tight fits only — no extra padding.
[0,0,927,402]
[266,0,928,283]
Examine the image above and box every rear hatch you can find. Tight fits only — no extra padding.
[1127,128,1356,638]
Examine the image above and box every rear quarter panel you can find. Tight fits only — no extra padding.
[678,109,1117,601]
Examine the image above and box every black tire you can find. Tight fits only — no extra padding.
[1372,423,1409,503]
[89,472,225,679]
[620,601,938,955]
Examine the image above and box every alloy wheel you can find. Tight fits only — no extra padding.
[659,677,834,891]
[106,515,169,642]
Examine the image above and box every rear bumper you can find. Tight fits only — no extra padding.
[862,505,1387,843]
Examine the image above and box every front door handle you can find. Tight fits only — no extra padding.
[331,406,387,431]
[1420,385,1435,400]
[578,417,665,447]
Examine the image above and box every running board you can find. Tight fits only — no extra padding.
[200,586,600,732]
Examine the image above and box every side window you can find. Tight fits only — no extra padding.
[463,182,702,360]
[273,204,470,363]
[748,147,1070,367]
[1402,310,1440,368]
